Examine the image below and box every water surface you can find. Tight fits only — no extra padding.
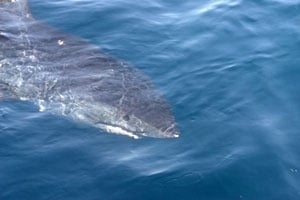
[1,0,300,199]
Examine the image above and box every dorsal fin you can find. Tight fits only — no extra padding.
[0,0,31,17]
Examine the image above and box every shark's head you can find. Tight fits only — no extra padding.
[111,82,180,139]
[66,63,181,139]
[113,95,180,139]
[71,89,180,139]
[93,94,180,139]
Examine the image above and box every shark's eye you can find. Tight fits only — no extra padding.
[123,115,130,121]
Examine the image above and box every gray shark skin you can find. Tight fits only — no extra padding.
[0,0,179,139]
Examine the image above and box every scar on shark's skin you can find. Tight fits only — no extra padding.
[0,0,180,139]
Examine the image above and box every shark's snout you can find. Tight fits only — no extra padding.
[158,123,180,138]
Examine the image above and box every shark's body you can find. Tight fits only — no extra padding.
[0,0,179,139]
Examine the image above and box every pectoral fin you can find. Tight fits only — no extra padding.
[0,82,16,100]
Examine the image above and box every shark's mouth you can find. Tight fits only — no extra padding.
[96,123,143,139]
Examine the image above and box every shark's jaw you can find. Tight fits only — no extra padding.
[102,124,140,139]
[96,123,141,139]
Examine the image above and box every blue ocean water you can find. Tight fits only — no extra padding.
[1,0,300,199]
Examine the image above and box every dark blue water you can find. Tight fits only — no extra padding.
[1,0,300,199]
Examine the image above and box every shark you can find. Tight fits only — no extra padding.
[0,0,180,139]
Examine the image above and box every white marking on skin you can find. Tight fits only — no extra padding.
[29,55,37,62]
[77,114,86,120]
[16,77,23,87]
[163,124,175,135]
[162,123,179,138]
[20,97,29,101]
[38,100,46,112]
[57,40,64,46]
[0,59,9,68]
[59,94,65,101]
[39,105,46,112]
[104,125,139,139]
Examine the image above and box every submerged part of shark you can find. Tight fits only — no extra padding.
[0,0,179,139]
